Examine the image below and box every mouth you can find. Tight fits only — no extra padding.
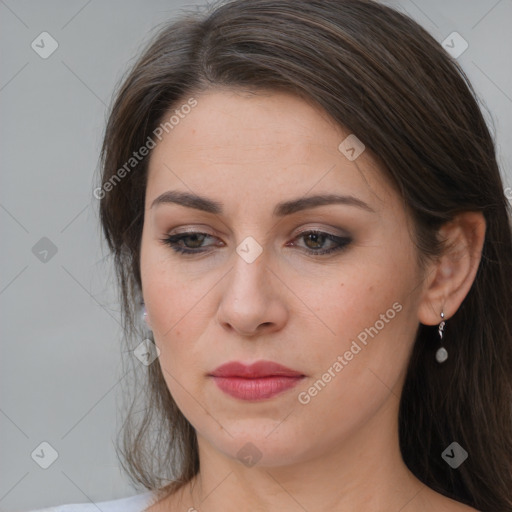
[208,360,305,401]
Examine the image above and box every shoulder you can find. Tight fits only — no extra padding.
[28,491,158,512]
[418,486,480,512]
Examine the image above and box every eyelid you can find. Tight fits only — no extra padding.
[169,224,216,234]
[166,224,349,240]
[292,224,350,238]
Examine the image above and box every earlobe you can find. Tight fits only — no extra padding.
[417,211,486,326]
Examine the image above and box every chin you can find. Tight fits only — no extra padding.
[198,419,316,468]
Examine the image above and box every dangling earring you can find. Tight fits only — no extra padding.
[136,302,160,366]
[141,302,152,336]
[436,311,448,363]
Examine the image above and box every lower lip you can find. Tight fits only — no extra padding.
[211,376,304,401]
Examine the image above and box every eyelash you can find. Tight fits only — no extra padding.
[160,230,352,256]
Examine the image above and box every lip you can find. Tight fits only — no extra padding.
[210,360,304,378]
[209,361,305,401]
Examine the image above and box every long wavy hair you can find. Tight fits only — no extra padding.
[97,1,512,509]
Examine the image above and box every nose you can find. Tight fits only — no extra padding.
[216,251,288,337]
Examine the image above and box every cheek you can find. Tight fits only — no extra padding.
[141,232,200,333]
[143,268,207,413]
[140,241,197,365]
[140,248,229,411]
[293,251,418,398]
[144,272,201,359]
[290,273,416,446]
[298,255,412,343]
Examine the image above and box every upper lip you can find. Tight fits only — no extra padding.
[209,360,304,378]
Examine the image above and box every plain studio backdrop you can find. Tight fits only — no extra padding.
[1,0,511,510]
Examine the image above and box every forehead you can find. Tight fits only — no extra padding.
[145,89,395,215]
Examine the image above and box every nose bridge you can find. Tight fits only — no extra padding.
[216,237,287,335]
[228,238,271,302]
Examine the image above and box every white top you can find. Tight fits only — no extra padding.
[29,491,158,512]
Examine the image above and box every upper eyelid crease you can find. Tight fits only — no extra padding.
[150,190,376,215]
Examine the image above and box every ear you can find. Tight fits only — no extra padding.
[417,211,486,325]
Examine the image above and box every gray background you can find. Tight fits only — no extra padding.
[1,1,511,510]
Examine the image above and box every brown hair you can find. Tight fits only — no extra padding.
[98,0,512,509]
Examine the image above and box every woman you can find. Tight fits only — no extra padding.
[33,0,512,510]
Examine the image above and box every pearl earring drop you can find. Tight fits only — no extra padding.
[436,311,448,363]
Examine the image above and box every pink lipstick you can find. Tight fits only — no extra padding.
[209,361,305,401]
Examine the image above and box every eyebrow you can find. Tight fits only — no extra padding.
[150,190,376,216]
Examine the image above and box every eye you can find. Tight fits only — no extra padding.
[160,232,221,254]
[287,230,352,255]
[160,229,352,256]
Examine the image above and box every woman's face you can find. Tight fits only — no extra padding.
[140,89,427,467]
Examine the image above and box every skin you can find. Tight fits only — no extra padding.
[140,89,485,511]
